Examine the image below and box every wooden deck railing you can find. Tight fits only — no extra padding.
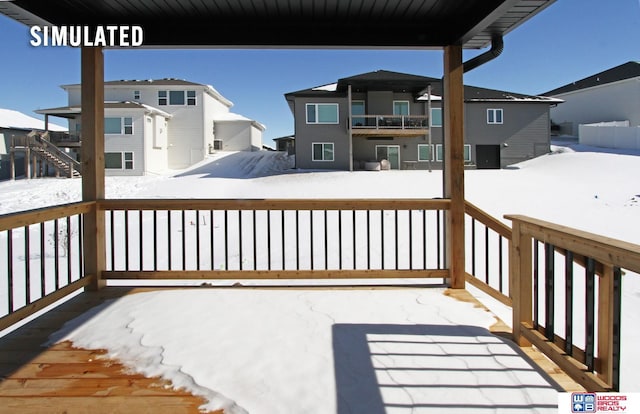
[464,201,512,306]
[0,202,94,331]
[1,199,632,393]
[99,199,449,281]
[506,214,639,391]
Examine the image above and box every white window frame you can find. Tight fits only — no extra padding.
[133,90,141,100]
[434,144,472,162]
[186,90,197,106]
[312,142,334,162]
[158,90,167,106]
[430,107,442,127]
[306,103,339,124]
[487,108,504,124]
[105,151,134,170]
[417,144,434,162]
[392,100,410,116]
[104,117,134,135]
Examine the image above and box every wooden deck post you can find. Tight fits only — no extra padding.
[81,46,106,290]
[510,220,533,347]
[597,264,615,385]
[443,44,465,289]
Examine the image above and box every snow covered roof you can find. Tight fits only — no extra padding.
[0,108,67,131]
[35,102,173,118]
[214,112,266,131]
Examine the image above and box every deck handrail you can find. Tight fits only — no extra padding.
[506,214,638,391]
[351,114,429,130]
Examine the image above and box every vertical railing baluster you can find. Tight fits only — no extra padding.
[380,210,385,270]
[253,210,257,270]
[108,211,114,271]
[40,222,46,297]
[196,211,201,271]
[66,216,71,283]
[78,214,83,277]
[55,219,60,284]
[422,209,427,270]
[239,210,243,271]
[8,229,14,313]
[436,210,441,269]
[471,218,476,275]
[585,257,596,372]
[324,210,328,270]
[267,210,272,270]
[181,210,186,270]
[153,210,158,271]
[167,210,172,270]
[224,210,229,270]
[485,226,490,284]
[352,210,356,269]
[565,250,574,356]
[544,242,555,342]
[612,266,622,391]
[498,235,503,293]
[124,211,130,272]
[533,241,539,329]
[139,210,143,271]
[338,210,343,270]
[24,225,30,304]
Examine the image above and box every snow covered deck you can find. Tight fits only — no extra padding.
[0,286,580,414]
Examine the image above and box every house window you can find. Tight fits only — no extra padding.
[418,144,434,161]
[430,108,442,127]
[393,101,410,116]
[435,144,471,162]
[306,104,339,124]
[187,90,196,105]
[104,117,133,135]
[158,91,167,105]
[169,90,185,105]
[351,100,365,127]
[312,142,334,161]
[133,90,141,100]
[487,108,503,124]
[105,152,134,170]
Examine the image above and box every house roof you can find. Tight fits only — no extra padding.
[0,0,555,49]
[60,79,234,108]
[286,70,561,103]
[543,61,640,96]
[0,107,67,131]
[35,102,173,119]
[214,112,266,132]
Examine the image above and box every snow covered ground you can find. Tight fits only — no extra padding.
[2,144,640,412]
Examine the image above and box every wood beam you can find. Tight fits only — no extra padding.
[443,44,465,289]
[81,47,106,290]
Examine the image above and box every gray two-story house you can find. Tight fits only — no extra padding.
[285,70,561,170]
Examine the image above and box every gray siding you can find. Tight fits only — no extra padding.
[293,96,350,170]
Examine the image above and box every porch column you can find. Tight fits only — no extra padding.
[443,45,465,289]
[81,46,106,290]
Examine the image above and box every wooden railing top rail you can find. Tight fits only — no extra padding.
[0,201,95,231]
[98,198,451,211]
[465,201,511,239]
[505,214,640,273]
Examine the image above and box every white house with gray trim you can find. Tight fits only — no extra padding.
[37,79,265,176]
[285,70,560,170]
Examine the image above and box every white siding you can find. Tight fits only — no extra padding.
[104,109,145,176]
[550,78,640,136]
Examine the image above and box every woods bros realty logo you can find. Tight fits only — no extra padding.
[29,25,143,47]
[558,392,639,413]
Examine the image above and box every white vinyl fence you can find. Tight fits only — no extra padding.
[579,121,640,150]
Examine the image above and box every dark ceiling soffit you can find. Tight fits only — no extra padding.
[2,0,555,50]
